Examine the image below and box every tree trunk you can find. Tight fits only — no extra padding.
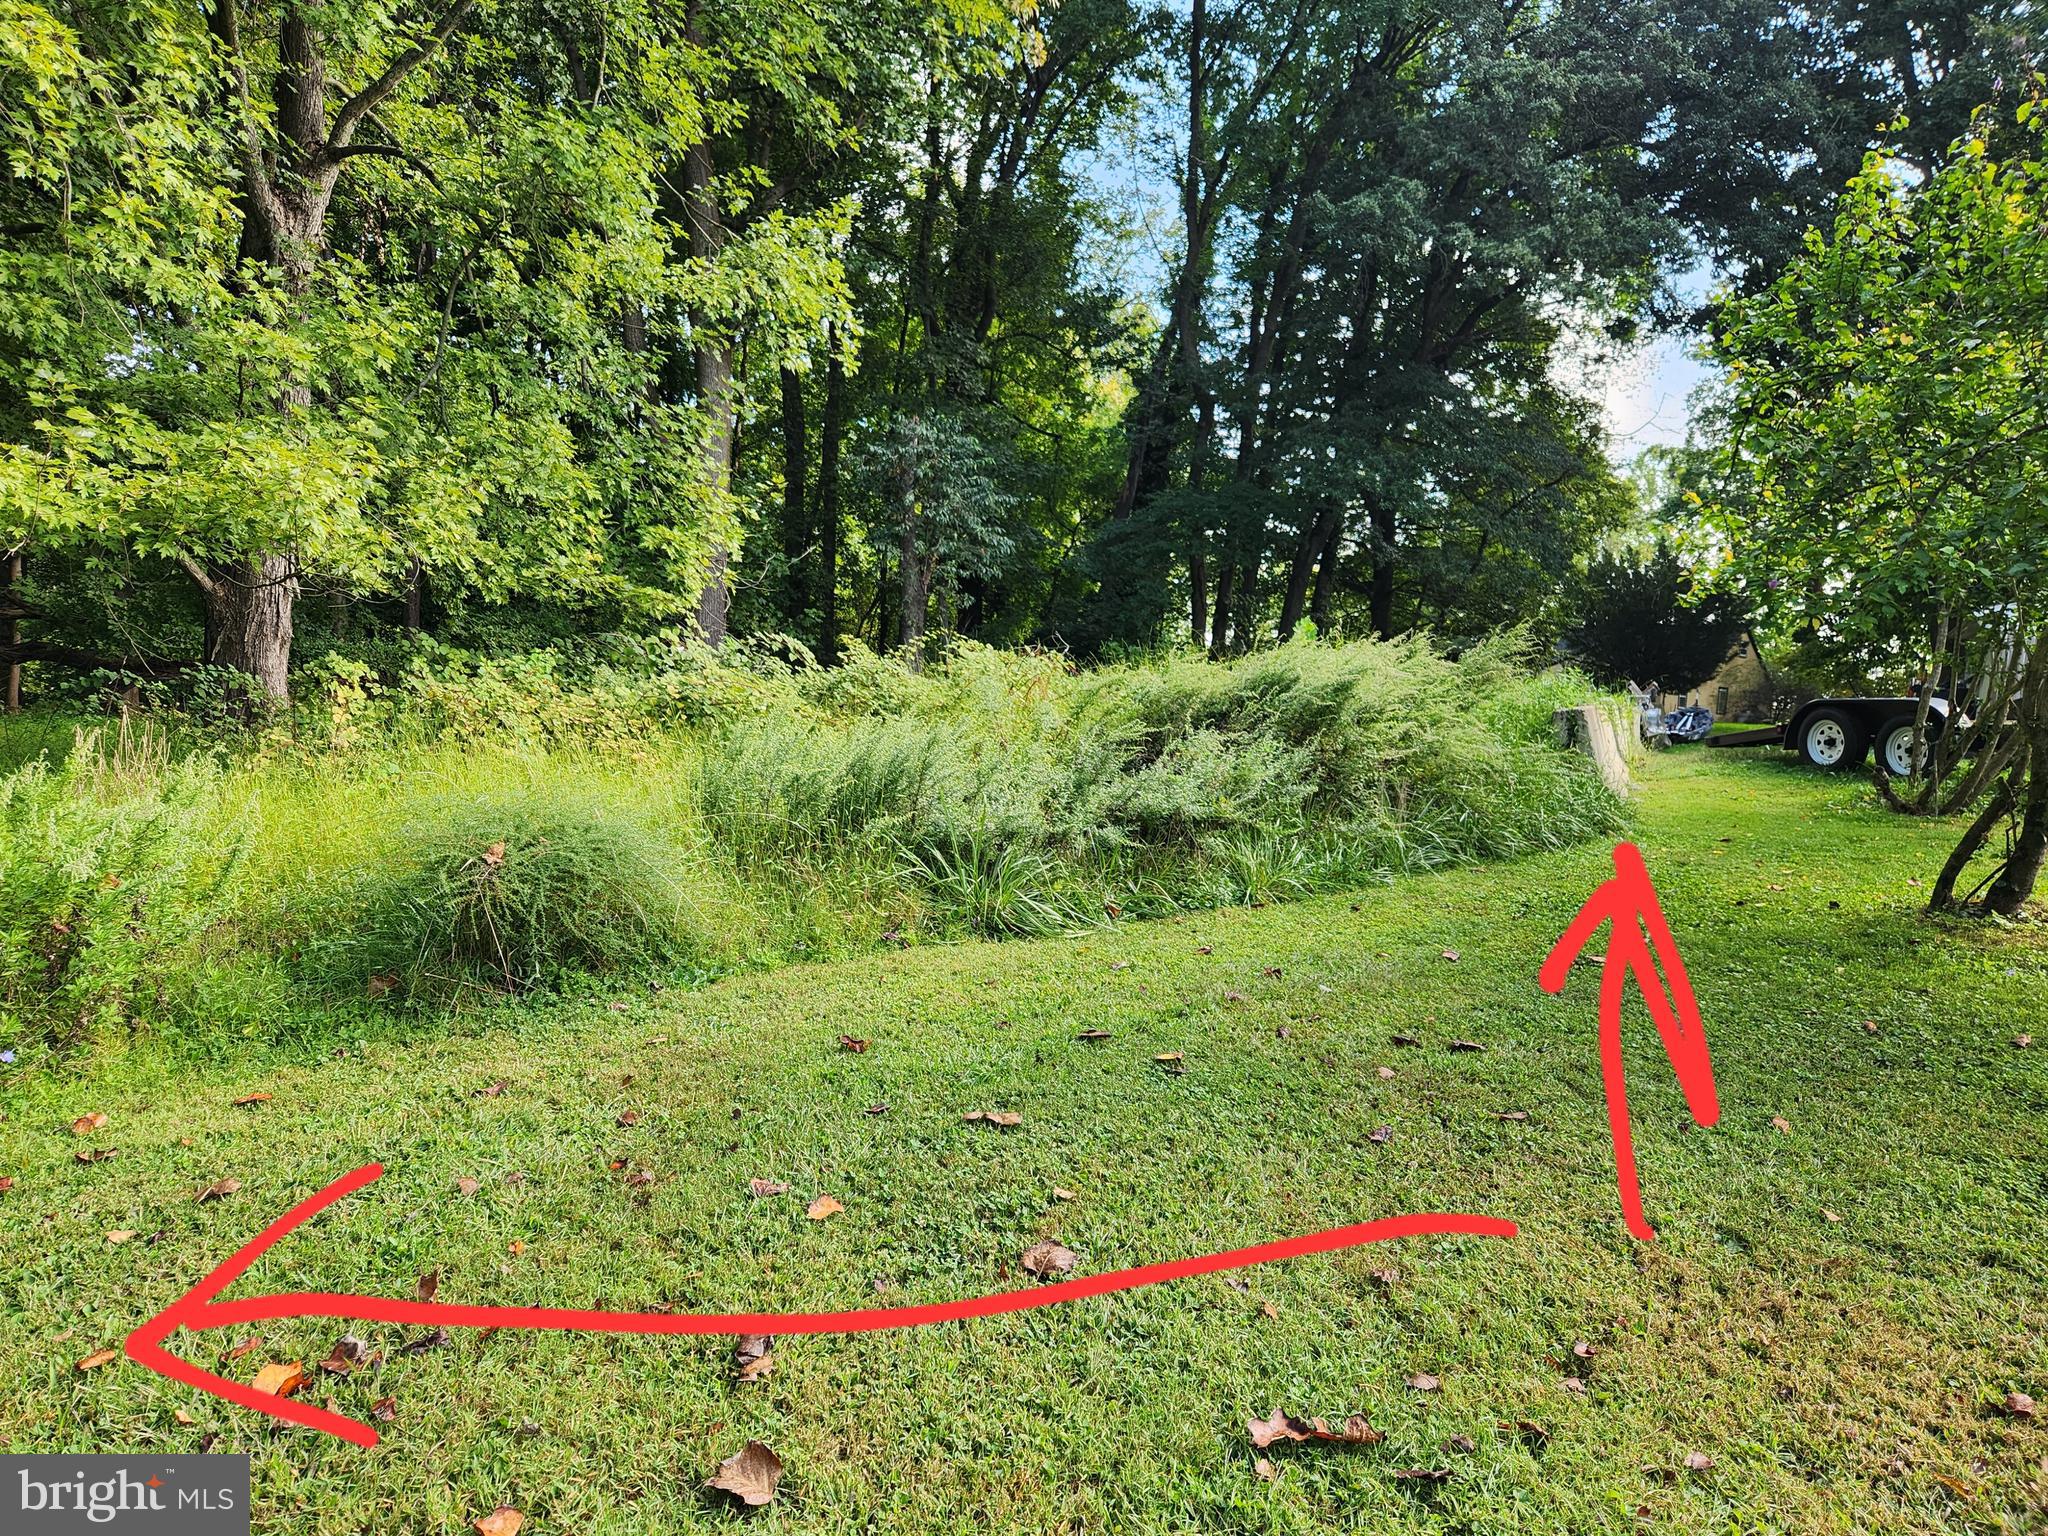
[1929,776,2017,911]
[1367,493,1397,639]
[692,339,737,644]
[1277,501,1340,640]
[1209,559,1234,657]
[1307,509,1343,634]
[1985,739,2047,915]
[897,451,927,671]
[816,339,845,663]
[200,554,298,703]
[403,555,425,634]
[779,365,808,626]
[1189,546,1208,649]
[3,550,20,712]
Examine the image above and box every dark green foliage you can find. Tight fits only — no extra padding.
[1567,542,1749,690]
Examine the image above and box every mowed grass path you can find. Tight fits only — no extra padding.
[2,753,2044,1534]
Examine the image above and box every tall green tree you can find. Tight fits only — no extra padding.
[1710,95,2048,913]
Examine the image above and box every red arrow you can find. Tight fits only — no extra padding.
[1539,841,1719,1240]
[127,1162,1516,1446]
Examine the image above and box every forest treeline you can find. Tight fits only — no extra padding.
[0,0,2038,700]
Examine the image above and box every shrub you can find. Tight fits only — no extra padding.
[337,787,702,1003]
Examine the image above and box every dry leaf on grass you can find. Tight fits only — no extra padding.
[75,1348,119,1372]
[401,1328,451,1355]
[1561,1376,1587,1394]
[1572,1340,1597,1361]
[749,1178,790,1198]
[223,1336,263,1362]
[75,1147,119,1164]
[1076,1029,1112,1041]
[733,1334,775,1381]
[0,1177,13,1194]
[1444,1434,1477,1454]
[1684,1451,1715,1471]
[806,1195,843,1220]
[370,1396,397,1423]
[1223,989,1246,1003]
[1393,1467,1450,1482]
[231,1092,272,1107]
[1051,1186,1078,1202]
[365,974,399,1000]
[1770,1116,1792,1134]
[473,1506,522,1536]
[456,1177,481,1197]
[1368,1126,1393,1145]
[196,1178,241,1202]
[1390,1034,1422,1048]
[708,1441,783,1507]
[2015,1034,2033,1048]
[838,1035,869,1053]
[173,1408,197,1426]
[251,1361,307,1397]
[1447,1039,1485,1053]
[1253,1457,1278,1481]
[1440,949,1460,962]
[416,1269,440,1304]
[1246,1408,1384,1448]
[1496,1110,1529,1122]
[1369,1266,1399,1288]
[2000,1392,2035,1419]
[1020,1239,1077,1279]
[962,1110,1022,1127]
[1407,1373,1440,1392]
[1375,1066,1396,1080]
[105,1229,136,1244]
[1501,1418,1549,1446]
[616,1110,641,1127]
[71,1112,109,1135]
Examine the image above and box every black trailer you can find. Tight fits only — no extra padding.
[1706,696,1952,773]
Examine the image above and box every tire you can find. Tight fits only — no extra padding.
[1876,715,1929,778]
[1796,706,1868,770]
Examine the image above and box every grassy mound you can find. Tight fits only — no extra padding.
[0,635,1621,1059]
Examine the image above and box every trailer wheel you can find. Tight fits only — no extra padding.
[1876,715,1928,778]
[1797,707,1868,769]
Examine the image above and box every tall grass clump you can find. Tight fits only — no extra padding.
[322,784,715,1004]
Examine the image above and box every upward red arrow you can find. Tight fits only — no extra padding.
[1539,841,1720,1240]
[126,1163,1514,1446]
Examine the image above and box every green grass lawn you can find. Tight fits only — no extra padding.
[3,752,2044,1534]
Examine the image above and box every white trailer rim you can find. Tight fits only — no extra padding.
[1806,718,1848,765]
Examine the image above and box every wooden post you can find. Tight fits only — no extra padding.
[4,549,21,713]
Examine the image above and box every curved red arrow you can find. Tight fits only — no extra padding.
[127,1162,1516,1446]
[1539,841,1719,1240]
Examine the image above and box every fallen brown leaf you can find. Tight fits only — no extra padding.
[838,1035,869,1053]
[1197,944,1213,955]
[1391,1034,1421,1048]
[616,1109,641,1127]
[75,1147,119,1164]
[1496,1110,1529,1122]
[1020,1239,1077,1279]
[1440,949,1460,962]
[71,1112,109,1135]
[173,1408,197,1426]
[196,1178,241,1202]
[480,1079,510,1097]
[1369,1266,1399,1287]
[962,1111,1023,1127]
[1770,1115,1792,1134]
[1447,1039,1485,1053]
[1821,1208,1843,1223]
[1375,1065,1396,1079]
[1051,1186,1078,1202]
[1368,1126,1393,1145]
[365,973,399,999]
[1407,1373,1440,1392]
[75,1347,119,1372]
[749,1177,791,1198]
[1572,1340,1597,1360]
[1561,1376,1587,1394]
[251,1361,307,1397]
[223,1336,263,1362]
[1684,1451,1715,1472]
[507,1240,526,1256]
[1247,1408,1383,1448]
[231,1092,272,1107]
[1253,1456,1278,1481]
[105,1229,136,1245]
[401,1328,450,1355]
[1154,1051,1186,1072]
[806,1194,843,1220]
[1444,1434,1477,1454]
[1393,1467,1450,1483]
[1077,1028,1113,1041]
[473,1505,522,1536]
[370,1395,398,1423]
[1504,1418,1549,1446]
[1860,1021,1879,1034]
[733,1334,774,1381]
[708,1441,783,1507]
[416,1268,440,1304]
[455,1177,481,1197]
[0,1176,13,1194]
[1259,1301,1279,1321]
[863,1103,888,1116]
[2015,1034,2033,1048]
[480,841,507,869]
[1223,989,1247,1003]
[2001,1391,2035,1419]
